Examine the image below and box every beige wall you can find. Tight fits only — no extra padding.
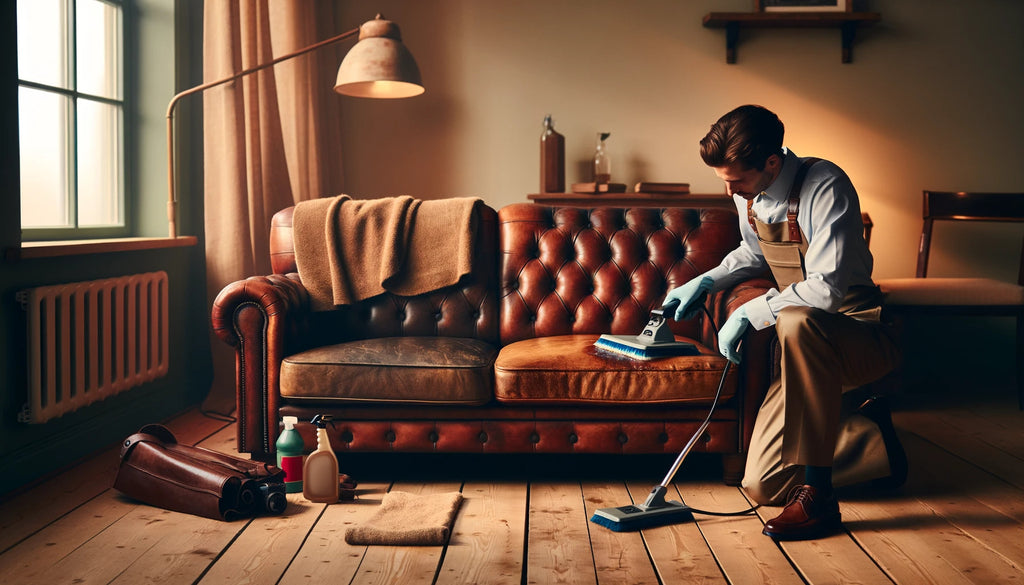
[335,0,1024,281]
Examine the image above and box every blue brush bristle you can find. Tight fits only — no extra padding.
[589,506,695,532]
[589,513,627,532]
[593,336,654,360]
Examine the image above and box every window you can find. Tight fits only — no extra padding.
[18,0,125,238]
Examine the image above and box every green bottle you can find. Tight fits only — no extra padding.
[276,416,304,493]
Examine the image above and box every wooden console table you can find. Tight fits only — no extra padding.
[528,192,734,209]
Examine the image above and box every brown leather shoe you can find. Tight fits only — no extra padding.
[762,485,842,540]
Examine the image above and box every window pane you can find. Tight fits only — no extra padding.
[19,86,72,228]
[77,0,121,99]
[17,0,70,89]
[78,98,121,226]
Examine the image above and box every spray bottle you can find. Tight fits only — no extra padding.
[275,416,304,493]
[302,414,339,503]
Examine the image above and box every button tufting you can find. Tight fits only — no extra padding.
[478,431,488,444]
[701,431,712,443]
[529,432,540,444]
[618,433,629,445]
[658,432,669,444]
[385,430,396,443]
[568,433,578,444]
[428,430,439,442]
[341,430,354,443]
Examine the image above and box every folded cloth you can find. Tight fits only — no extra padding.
[345,490,464,546]
[294,195,481,311]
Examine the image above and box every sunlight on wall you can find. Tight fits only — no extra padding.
[334,0,1023,281]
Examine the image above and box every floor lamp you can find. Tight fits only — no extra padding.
[165,14,424,238]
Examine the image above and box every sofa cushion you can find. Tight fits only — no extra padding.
[494,335,736,405]
[280,337,497,405]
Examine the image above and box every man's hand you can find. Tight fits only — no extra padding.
[719,306,750,364]
[664,276,714,321]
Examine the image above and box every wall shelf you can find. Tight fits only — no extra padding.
[528,192,734,209]
[702,12,881,64]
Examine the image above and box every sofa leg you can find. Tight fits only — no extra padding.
[721,453,745,486]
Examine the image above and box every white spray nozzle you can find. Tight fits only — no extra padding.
[283,416,298,429]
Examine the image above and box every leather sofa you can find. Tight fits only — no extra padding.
[211,202,777,483]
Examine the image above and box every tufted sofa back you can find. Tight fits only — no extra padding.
[269,204,500,346]
[498,204,741,345]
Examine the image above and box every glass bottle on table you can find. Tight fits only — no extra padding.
[593,132,611,186]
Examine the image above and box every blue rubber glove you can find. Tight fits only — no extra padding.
[718,306,750,364]
[664,276,714,321]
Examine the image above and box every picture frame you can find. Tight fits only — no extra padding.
[757,0,851,12]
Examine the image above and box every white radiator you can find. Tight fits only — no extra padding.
[17,271,170,424]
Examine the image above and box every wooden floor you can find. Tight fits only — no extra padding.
[2,383,1023,585]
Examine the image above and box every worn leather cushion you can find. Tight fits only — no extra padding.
[281,337,497,405]
[494,334,735,405]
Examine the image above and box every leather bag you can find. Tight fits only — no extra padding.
[114,424,287,521]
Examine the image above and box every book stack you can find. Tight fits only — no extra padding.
[634,182,690,194]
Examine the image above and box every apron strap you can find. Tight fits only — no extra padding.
[746,157,822,242]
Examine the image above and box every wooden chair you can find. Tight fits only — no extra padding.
[876,191,1024,409]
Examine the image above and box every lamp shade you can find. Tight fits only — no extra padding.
[335,15,424,98]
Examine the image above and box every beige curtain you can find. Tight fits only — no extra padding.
[201,0,344,415]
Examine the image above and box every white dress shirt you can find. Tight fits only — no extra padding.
[701,148,875,330]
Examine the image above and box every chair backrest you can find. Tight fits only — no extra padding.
[916,191,1024,283]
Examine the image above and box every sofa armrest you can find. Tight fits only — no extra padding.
[706,277,778,456]
[211,273,311,458]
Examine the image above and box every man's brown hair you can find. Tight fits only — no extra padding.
[699,105,785,171]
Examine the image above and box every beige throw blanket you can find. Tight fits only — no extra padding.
[293,195,481,311]
[345,490,464,546]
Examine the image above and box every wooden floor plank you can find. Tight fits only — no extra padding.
[624,481,727,585]
[436,481,528,585]
[0,489,136,584]
[682,479,806,585]
[842,437,1024,585]
[277,481,391,584]
[895,409,1024,491]
[196,422,246,457]
[0,408,229,555]
[196,493,325,584]
[526,481,597,585]
[349,481,463,585]
[581,481,662,585]
[20,502,229,585]
[4,391,1024,585]
[751,500,893,585]
[0,450,120,555]
[107,513,246,585]
[893,432,1024,571]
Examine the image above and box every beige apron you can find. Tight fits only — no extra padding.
[741,158,901,505]
[747,157,883,322]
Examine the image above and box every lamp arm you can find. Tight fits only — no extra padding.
[165,26,360,238]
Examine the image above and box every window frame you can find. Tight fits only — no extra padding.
[18,0,133,241]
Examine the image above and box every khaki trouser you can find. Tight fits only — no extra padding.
[742,305,902,505]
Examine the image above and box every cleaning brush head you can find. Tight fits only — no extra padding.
[593,298,698,360]
[589,486,695,531]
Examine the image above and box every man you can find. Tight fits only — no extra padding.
[664,105,906,541]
